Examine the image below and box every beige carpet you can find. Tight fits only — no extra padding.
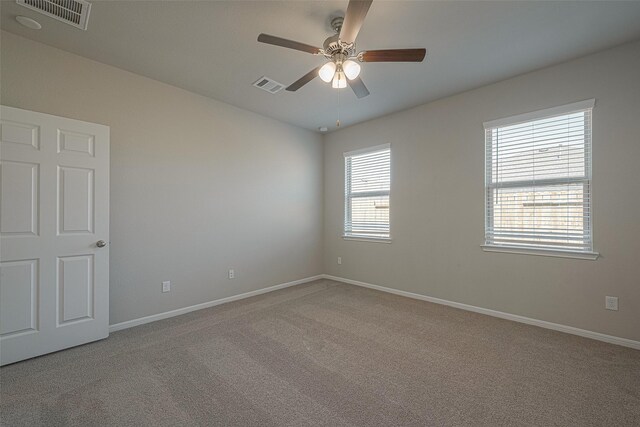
[1,279,639,426]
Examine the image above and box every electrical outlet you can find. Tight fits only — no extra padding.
[337,257,342,265]
[162,281,171,293]
[605,296,618,311]
[228,269,235,279]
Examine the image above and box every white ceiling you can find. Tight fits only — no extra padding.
[2,1,640,132]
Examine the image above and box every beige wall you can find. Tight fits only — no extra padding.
[1,31,324,325]
[3,30,638,342]
[324,40,640,341]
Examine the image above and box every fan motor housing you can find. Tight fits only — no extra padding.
[323,35,341,55]
[323,34,354,57]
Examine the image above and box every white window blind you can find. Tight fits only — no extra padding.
[344,144,391,240]
[484,100,595,255]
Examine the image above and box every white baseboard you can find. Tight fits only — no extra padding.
[322,274,640,351]
[108,272,639,351]
[109,275,324,333]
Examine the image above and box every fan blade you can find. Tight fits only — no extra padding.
[339,0,373,44]
[348,76,370,98]
[257,33,321,55]
[361,49,426,62]
[286,66,322,92]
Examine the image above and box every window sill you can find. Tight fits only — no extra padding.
[481,244,599,260]
[343,236,392,244]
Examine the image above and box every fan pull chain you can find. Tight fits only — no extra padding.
[336,89,341,128]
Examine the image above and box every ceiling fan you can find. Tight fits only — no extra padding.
[257,0,426,99]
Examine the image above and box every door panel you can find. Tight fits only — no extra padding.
[0,161,39,236]
[0,106,109,366]
[0,120,39,150]
[57,129,95,157]
[57,255,94,324]
[0,259,38,336]
[58,166,94,234]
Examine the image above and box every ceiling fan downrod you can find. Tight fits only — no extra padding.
[330,16,344,34]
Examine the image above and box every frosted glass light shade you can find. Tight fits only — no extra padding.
[343,60,361,80]
[318,62,337,83]
[332,71,347,89]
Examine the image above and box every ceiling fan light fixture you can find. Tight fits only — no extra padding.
[257,0,427,97]
[332,70,347,89]
[319,62,337,83]
[343,59,361,80]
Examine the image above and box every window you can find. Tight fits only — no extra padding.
[344,144,391,241]
[483,100,598,259]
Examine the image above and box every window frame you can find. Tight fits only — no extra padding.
[481,100,599,260]
[343,143,392,243]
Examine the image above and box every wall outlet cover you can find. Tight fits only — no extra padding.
[162,281,171,293]
[605,296,618,311]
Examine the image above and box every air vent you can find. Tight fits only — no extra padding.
[252,76,284,94]
[17,0,92,30]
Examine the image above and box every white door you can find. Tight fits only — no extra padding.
[0,106,110,366]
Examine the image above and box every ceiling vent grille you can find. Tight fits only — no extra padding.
[252,76,284,94]
[17,0,92,30]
